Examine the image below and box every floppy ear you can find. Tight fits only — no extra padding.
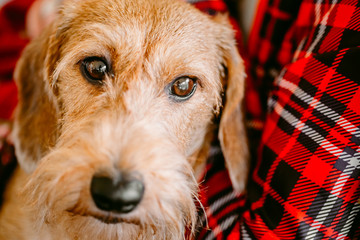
[12,22,61,173]
[216,16,249,194]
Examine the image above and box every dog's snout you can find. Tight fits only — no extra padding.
[90,174,144,214]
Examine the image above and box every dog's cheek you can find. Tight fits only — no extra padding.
[181,94,216,155]
[57,74,97,118]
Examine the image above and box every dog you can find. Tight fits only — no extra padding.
[0,0,248,239]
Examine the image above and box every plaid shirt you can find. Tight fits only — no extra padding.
[196,0,360,239]
[1,0,359,239]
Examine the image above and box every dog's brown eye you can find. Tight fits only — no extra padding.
[169,77,197,100]
[81,57,108,84]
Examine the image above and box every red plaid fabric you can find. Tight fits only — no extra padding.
[197,0,360,239]
[0,0,32,120]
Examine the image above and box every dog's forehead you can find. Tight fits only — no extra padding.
[60,0,221,49]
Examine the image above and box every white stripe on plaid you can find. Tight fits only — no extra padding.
[305,0,338,58]
[207,191,238,214]
[273,78,360,238]
[204,215,238,240]
[338,129,360,238]
[200,191,239,239]
[305,170,357,239]
[340,201,360,239]
[241,223,252,240]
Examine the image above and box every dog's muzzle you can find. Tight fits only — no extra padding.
[90,173,145,214]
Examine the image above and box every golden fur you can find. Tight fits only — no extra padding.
[0,0,248,239]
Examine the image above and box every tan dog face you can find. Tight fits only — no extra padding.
[13,0,248,238]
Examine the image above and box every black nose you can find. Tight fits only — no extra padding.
[90,174,144,214]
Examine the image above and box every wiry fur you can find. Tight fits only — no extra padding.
[0,0,248,239]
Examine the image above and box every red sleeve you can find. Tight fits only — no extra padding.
[0,0,34,120]
[197,0,360,239]
[243,0,360,239]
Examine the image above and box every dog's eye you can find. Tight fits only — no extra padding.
[169,76,197,100]
[81,57,108,84]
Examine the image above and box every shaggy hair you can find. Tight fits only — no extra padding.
[0,0,248,239]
